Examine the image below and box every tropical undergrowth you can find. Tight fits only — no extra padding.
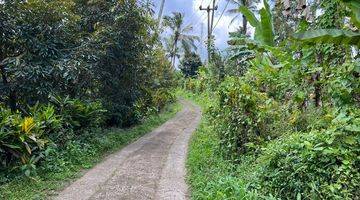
[182,0,359,199]
[180,90,262,200]
[0,102,181,200]
[183,59,359,199]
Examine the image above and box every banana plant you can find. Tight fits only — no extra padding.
[293,0,360,46]
[238,0,275,46]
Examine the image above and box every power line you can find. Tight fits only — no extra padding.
[192,10,207,28]
[212,0,230,31]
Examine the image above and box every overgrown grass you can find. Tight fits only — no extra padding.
[0,102,181,200]
[178,90,260,200]
[182,85,360,199]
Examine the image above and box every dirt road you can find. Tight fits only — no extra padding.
[55,99,201,200]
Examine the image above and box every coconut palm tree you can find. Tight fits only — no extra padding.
[163,12,199,68]
[164,36,180,62]
[226,0,259,35]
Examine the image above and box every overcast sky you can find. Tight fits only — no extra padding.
[153,0,246,59]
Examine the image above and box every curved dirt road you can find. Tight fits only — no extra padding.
[55,99,201,200]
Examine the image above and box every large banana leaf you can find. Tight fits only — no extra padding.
[294,0,360,46]
[293,29,360,46]
[259,0,274,46]
[238,0,275,46]
[238,6,259,27]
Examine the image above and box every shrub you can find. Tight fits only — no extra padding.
[0,96,107,175]
[209,77,293,159]
[256,109,360,199]
[182,66,219,94]
[0,104,62,175]
[134,89,175,121]
[50,96,106,129]
[151,89,175,111]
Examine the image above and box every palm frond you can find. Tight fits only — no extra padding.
[227,8,240,14]
[229,14,240,26]
[225,0,241,6]
[182,24,193,33]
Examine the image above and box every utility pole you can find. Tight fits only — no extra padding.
[211,0,216,34]
[199,0,217,62]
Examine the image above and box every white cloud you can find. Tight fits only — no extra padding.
[191,0,241,50]
[191,0,266,49]
[213,15,239,47]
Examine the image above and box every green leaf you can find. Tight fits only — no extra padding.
[293,29,360,46]
[314,146,324,151]
[263,0,271,13]
[238,6,259,27]
[345,125,360,132]
[297,193,302,200]
[259,7,274,46]
[25,169,31,177]
[237,0,275,46]
[343,136,356,145]
[342,160,350,165]
[3,144,21,149]
[24,142,32,154]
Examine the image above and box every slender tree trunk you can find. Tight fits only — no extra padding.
[157,0,166,28]
[241,0,248,35]
[171,39,178,68]
[172,52,176,68]
[242,15,248,35]
[219,62,225,82]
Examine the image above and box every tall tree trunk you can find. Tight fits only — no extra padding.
[157,0,166,28]
[242,15,248,35]
[241,0,248,35]
[171,39,178,68]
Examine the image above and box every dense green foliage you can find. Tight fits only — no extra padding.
[184,0,359,199]
[179,52,202,77]
[257,110,360,199]
[0,0,175,183]
[181,90,260,200]
[0,102,180,199]
[294,0,360,46]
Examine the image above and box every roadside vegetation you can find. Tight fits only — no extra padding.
[0,102,180,199]
[1,0,359,199]
[181,0,360,199]
[0,0,176,198]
